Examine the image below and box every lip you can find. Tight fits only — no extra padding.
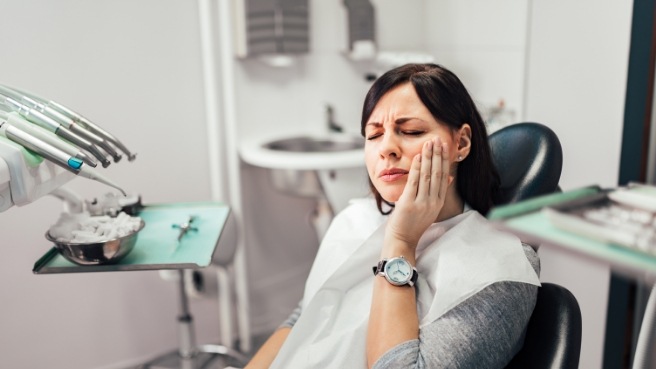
[378,167,409,182]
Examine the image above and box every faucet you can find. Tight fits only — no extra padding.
[325,104,343,133]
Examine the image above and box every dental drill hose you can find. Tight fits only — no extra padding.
[0,120,126,196]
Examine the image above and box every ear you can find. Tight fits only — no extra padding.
[456,124,472,162]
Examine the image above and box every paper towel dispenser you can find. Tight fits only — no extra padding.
[234,0,309,61]
[343,0,376,52]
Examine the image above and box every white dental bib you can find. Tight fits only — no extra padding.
[270,198,540,369]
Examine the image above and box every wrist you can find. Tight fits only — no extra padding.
[381,238,417,263]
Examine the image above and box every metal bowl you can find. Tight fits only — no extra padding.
[45,220,145,266]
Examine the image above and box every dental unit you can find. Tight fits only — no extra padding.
[0,111,127,196]
[0,85,135,212]
[0,85,121,162]
[0,87,111,167]
[1,84,136,162]
[4,111,97,167]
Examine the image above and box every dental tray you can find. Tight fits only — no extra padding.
[543,185,656,257]
[488,185,656,280]
[33,202,230,274]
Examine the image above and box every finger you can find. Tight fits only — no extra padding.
[438,141,451,200]
[398,153,422,204]
[429,137,442,199]
[416,140,433,201]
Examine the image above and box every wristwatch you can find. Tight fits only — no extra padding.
[372,256,418,287]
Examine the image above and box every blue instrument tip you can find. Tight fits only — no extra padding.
[67,157,83,170]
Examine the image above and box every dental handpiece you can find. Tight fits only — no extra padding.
[66,111,137,162]
[0,86,122,163]
[2,85,135,162]
[0,119,127,196]
[5,112,97,167]
[0,94,111,167]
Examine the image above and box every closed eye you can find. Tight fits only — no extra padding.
[402,130,425,136]
[366,133,382,140]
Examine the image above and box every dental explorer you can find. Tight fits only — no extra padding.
[0,85,122,163]
[0,93,111,167]
[1,84,136,162]
[0,115,127,196]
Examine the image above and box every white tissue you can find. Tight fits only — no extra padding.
[49,211,142,243]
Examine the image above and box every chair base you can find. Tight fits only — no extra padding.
[138,270,250,369]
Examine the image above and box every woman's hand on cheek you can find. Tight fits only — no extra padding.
[384,137,452,253]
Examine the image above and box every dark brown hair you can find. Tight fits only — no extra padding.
[361,63,500,215]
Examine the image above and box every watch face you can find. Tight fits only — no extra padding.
[384,257,412,285]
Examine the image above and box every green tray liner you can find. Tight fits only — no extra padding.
[33,202,230,274]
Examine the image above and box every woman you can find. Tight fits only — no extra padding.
[245,63,540,369]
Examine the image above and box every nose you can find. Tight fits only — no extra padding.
[378,132,400,159]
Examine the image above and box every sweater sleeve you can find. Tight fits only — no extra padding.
[372,244,540,369]
[279,300,303,329]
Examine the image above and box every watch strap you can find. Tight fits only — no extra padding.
[409,268,418,286]
[372,259,387,276]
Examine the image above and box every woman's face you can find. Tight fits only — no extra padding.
[364,82,462,203]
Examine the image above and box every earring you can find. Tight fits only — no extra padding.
[457,155,463,161]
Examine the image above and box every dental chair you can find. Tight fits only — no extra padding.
[488,122,582,369]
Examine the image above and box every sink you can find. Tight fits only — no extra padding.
[239,133,365,171]
[239,133,367,203]
[264,135,364,153]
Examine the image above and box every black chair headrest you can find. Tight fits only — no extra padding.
[489,122,563,204]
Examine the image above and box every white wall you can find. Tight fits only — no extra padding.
[424,0,529,122]
[0,1,221,368]
[524,1,634,368]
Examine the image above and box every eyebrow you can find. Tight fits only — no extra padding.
[365,117,422,128]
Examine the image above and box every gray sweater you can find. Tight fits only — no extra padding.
[280,244,540,369]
